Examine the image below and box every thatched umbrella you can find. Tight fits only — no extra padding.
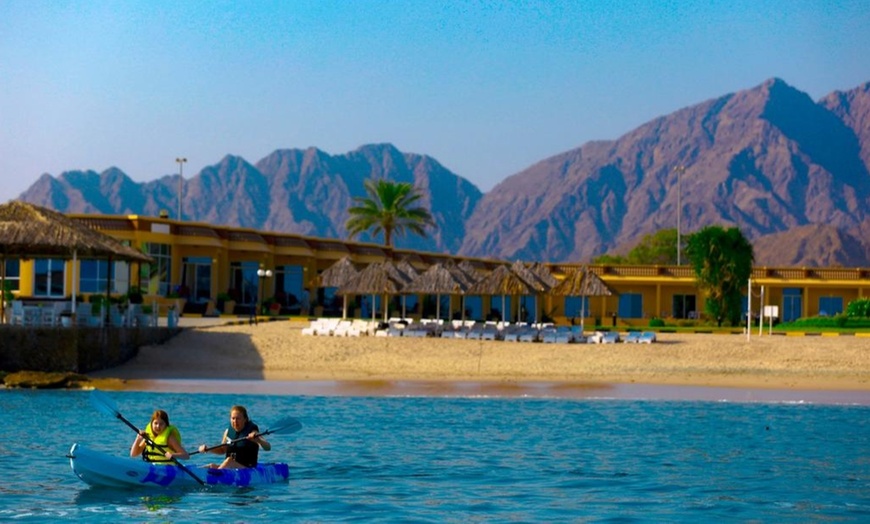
[453,260,481,288]
[337,261,411,322]
[529,262,558,288]
[403,262,471,321]
[0,201,152,323]
[395,258,419,318]
[510,260,554,323]
[311,256,360,318]
[468,264,537,323]
[549,266,616,331]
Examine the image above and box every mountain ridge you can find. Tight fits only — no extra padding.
[17,78,870,267]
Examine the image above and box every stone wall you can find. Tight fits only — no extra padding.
[0,326,179,373]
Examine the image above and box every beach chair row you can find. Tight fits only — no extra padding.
[301,318,378,337]
[300,317,656,344]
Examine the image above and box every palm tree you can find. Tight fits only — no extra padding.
[345,179,436,247]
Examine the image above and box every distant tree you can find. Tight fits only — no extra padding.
[626,229,679,265]
[685,226,754,326]
[345,179,436,248]
[592,228,679,265]
[592,253,627,264]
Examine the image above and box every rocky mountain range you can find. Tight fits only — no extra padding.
[18,78,870,267]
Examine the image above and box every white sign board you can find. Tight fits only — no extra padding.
[763,305,779,318]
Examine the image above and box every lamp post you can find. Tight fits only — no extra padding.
[176,157,187,220]
[255,266,273,324]
[673,165,685,265]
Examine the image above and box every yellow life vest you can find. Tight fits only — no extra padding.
[142,424,182,463]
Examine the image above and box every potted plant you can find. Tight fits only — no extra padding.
[217,291,235,315]
[268,301,281,316]
[126,286,144,305]
[262,296,278,316]
[0,280,14,309]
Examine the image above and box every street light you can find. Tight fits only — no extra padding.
[255,266,273,324]
[673,165,685,265]
[176,157,187,220]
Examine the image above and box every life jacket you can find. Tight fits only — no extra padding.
[225,421,260,467]
[142,424,182,464]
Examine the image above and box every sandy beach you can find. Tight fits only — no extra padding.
[88,320,870,400]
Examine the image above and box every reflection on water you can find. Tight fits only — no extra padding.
[105,378,870,405]
[74,486,185,510]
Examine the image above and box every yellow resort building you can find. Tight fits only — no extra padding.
[4,213,870,326]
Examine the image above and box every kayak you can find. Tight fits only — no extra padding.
[68,443,290,489]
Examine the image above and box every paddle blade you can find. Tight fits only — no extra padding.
[261,417,302,436]
[90,390,122,419]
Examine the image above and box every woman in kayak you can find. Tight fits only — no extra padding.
[130,409,190,463]
[198,405,271,469]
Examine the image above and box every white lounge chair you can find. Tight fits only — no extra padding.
[639,331,657,344]
[624,331,642,343]
[600,331,620,343]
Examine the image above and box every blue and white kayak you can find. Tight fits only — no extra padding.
[68,443,290,489]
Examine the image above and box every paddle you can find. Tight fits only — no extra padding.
[190,416,303,456]
[90,390,205,486]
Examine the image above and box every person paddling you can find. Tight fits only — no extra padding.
[130,409,190,463]
[198,405,271,469]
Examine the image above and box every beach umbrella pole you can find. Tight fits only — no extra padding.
[71,250,78,319]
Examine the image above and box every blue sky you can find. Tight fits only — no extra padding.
[1,0,868,204]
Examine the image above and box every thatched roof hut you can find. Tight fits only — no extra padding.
[337,262,402,295]
[0,201,151,262]
[510,260,553,293]
[529,262,558,288]
[467,265,535,296]
[549,266,616,331]
[581,267,616,297]
[403,262,470,295]
[550,266,616,297]
[312,256,360,288]
[395,258,420,280]
[0,201,152,322]
[337,260,413,321]
[311,256,361,319]
[402,262,473,320]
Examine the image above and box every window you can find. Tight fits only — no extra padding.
[142,243,172,296]
[182,256,213,302]
[230,261,260,305]
[519,295,536,322]
[672,294,696,319]
[33,258,65,298]
[818,296,843,317]
[564,296,591,318]
[782,288,802,322]
[1,259,20,294]
[491,296,512,322]
[274,265,305,307]
[79,259,130,294]
[618,293,643,319]
[464,296,482,320]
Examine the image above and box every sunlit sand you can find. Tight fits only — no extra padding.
[88,320,870,404]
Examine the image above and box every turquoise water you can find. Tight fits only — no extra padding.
[2,388,868,522]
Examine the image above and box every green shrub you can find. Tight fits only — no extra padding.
[782,314,866,329]
[846,298,870,318]
[649,317,665,327]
